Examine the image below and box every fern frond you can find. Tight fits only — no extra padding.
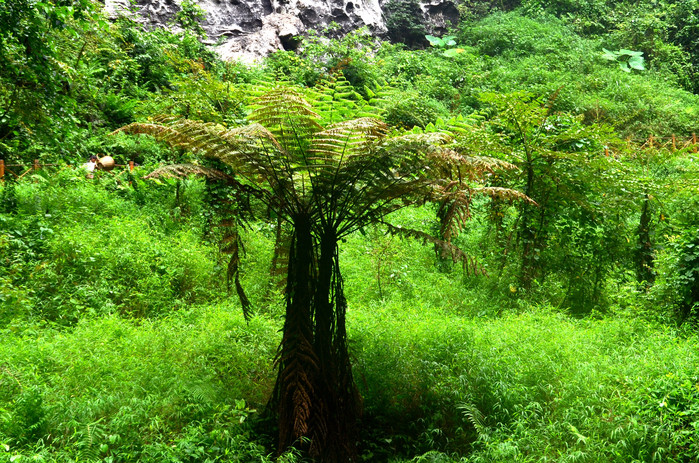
[145,163,236,183]
[249,88,321,132]
[306,74,388,124]
[473,186,537,205]
[382,222,486,276]
[77,420,106,462]
[458,403,487,439]
[434,186,472,241]
[311,118,387,162]
[115,119,291,201]
[461,155,518,174]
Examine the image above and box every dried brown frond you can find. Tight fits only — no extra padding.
[462,155,518,173]
[386,131,453,149]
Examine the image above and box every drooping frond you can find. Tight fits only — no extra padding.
[114,119,289,205]
[426,145,520,182]
[145,163,237,183]
[269,220,292,292]
[226,227,252,321]
[323,130,459,236]
[430,183,535,241]
[382,222,486,276]
[473,186,538,205]
[114,118,225,156]
[432,184,474,242]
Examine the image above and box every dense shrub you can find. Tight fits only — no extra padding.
[384,0,429,48]
[459,12,584,59]
[0,169,222,324]
[456,12,699,136]
[384,93,449,129]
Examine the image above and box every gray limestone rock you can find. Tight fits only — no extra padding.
[101,0,459,62]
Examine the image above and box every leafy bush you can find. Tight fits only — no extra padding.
[454,11,699,137]
[0,169,222,324]
[459,12,584,59]
[655,228,699,323]
[384,93,449,129]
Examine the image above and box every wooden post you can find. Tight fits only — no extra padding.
[672,134,677,151]
[128,160,135,186]
[694,133,698,153]
[0,160,4,181]
[648,135,654,148]
[604,147,609,157]
[33,159,40,171]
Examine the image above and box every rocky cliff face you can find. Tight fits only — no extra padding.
[103,0,459,62]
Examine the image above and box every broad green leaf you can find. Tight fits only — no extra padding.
[628,55,645,70]
[442,48,465,58]
[425,35,442,47]
[601,48,618,61]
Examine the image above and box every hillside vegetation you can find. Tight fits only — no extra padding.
[1,0,699,461]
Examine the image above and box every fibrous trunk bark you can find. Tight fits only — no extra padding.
[271,217,360,461]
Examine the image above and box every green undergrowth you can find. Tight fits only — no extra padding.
[454,12,699,137]
[0,305,279,462]
[0,168,227,324]
[2,176,699,462]
[352,305,699,462]
[2,302,698,462]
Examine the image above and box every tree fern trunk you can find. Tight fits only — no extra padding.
[519,158,538,290]
[519,203,538,291]
[274,213,319,455]
[272,221,360,461]
[312,229,360,461]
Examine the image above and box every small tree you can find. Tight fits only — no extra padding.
[472,92,618,302]
[116,86,525,460]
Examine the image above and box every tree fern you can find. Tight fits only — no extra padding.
[115,85,528,461]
